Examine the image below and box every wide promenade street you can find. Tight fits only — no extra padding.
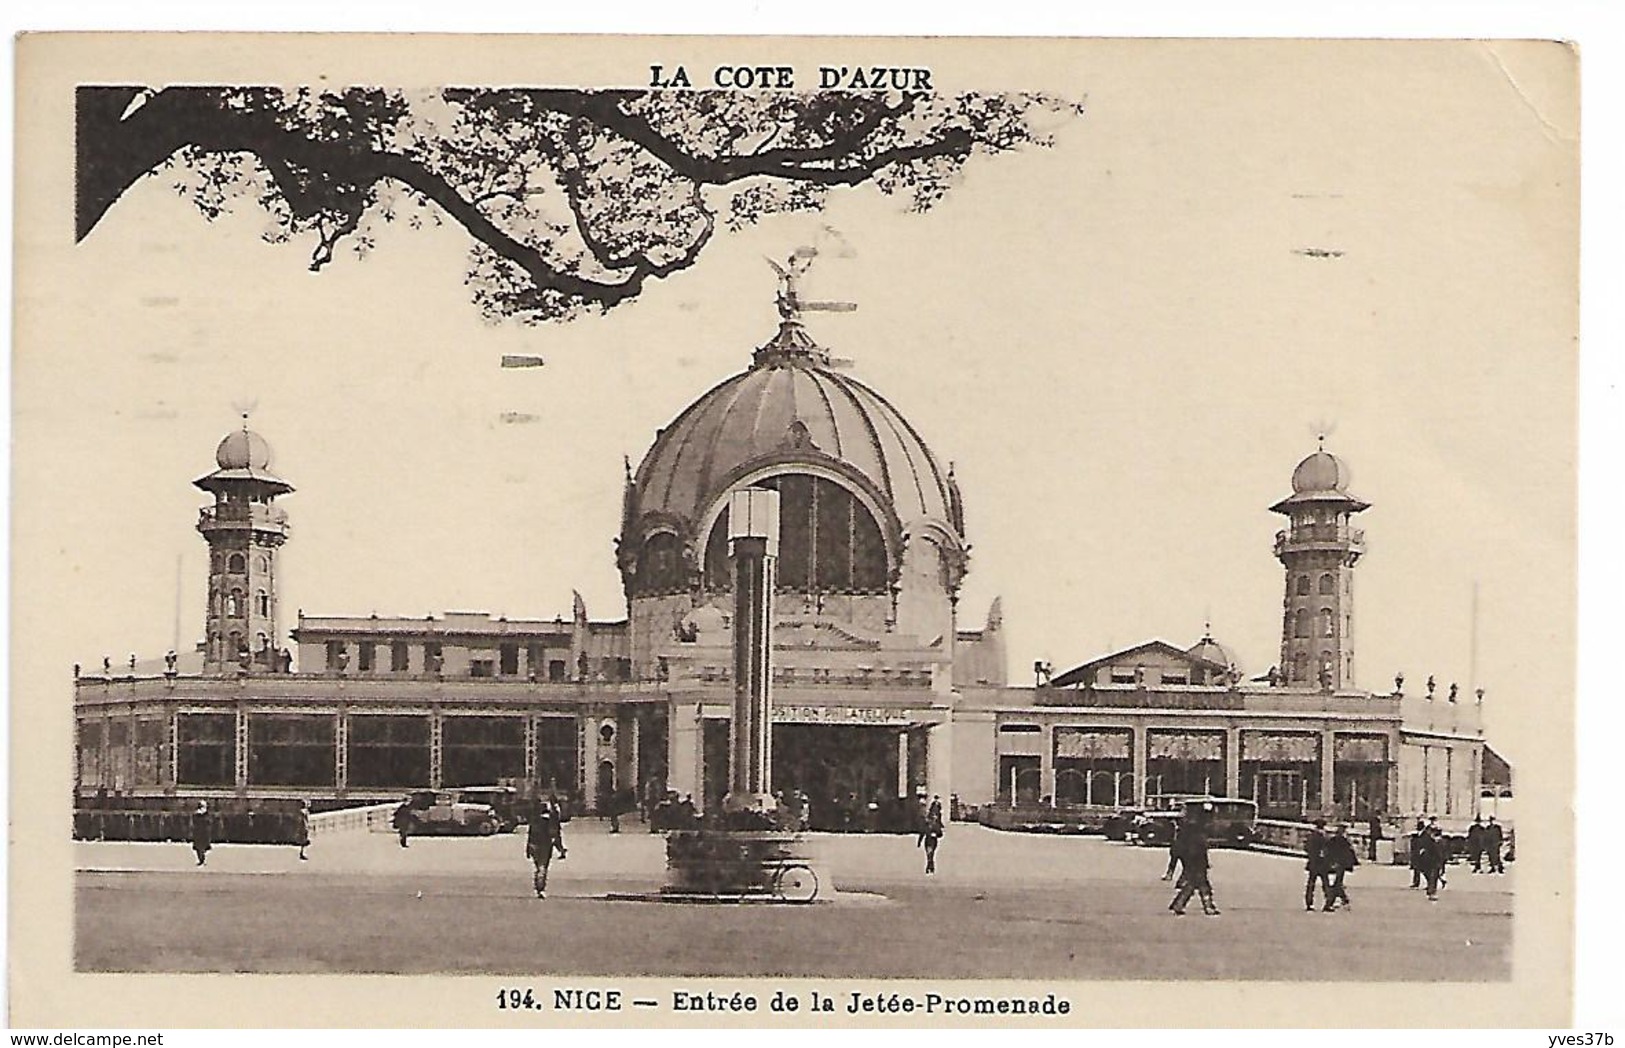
[76,820,1511,979]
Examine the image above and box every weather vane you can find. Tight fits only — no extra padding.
[765,246,857,322]
[1308,418,1338,451]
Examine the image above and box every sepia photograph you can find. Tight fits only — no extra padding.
[10,29,1584,1028]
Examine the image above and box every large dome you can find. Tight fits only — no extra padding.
[629,322,961,540]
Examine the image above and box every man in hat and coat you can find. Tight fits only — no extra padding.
[1484,815,1506,874]
[190,802,213,866]
[526,799,568,898]
[1168,804,1220,917]
[1323,823,1361,911]
[1304,817,1332,911]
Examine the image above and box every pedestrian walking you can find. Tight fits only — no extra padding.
[1324,823,1360,911]
[1466,816,1485,873]
[190,802,212,867]
[1416,823,1447,901]
[1366,813,1382,863]
[526,799,568,898]
[1484,816,1505,874]
[1168,805,1220,917]
[295,800,311,861]
[1408,818,1427,888]
[919,817,942,874]
[392,800,414,848]
[1304,818,1332,912]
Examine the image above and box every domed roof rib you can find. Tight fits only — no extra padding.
[820,369,893,509]
[651,373,753,521]
[866,382,955,528]
[800,367,845,459]
[633,374,728,512]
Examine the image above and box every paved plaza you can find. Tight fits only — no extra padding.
[75,820,1511,979]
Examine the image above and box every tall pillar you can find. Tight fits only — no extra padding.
[668,701,702,806]
[926,718,954,802]
[234,705,249,794]
[523,716,537,784]
[1225,725,1241,797]
[429,711,443,790]
[580,715,599,812]
[1131,723,1148,806]
[1320,727,1337,816]
[726,487,778,812]
[1039,723,1055,802]
[1387,731,1401,816]
[335,709,348,795]
[897,730,909,798]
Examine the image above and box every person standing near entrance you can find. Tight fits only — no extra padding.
[1484,816,1506,874]
[1408,818,1427,888]
[1304,818,1332,912]
[918,810,942,874]
[1168,805,1219,917]
[1323,823,1360,911]
[1366,813,1382,863]
[1465,816,1486,873]
[190,802,212,867]
[526,799,568,899]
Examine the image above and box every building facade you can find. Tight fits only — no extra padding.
[72,303,1491,824]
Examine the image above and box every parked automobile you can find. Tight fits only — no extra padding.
[1135,797,1259,849]
[449,786,524,832]
[402,789,501,836]
[1102,807,1146,842]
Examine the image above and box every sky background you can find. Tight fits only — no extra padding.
[18,40,1576,762]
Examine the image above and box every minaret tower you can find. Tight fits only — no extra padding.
[1270,440,1369,689]
[195,416,293,672]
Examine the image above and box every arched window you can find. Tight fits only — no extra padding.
[1293,609,1309,638]
[1295,575,1311,596]
[256,555,268,573]
[227,552,246,574]
[1321,608,1335,637]
[256,591,269,617]
[703,475,888,594]
[632,532,686,596]
[1318,573,1335,594]
[1292,651,1309,682]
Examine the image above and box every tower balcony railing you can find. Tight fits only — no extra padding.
[198,504,290,535]
[1275,525,1365,556]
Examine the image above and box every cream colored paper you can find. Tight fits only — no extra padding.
[12,33,1577,1028]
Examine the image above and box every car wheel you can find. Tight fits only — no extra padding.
[478,819,497,836]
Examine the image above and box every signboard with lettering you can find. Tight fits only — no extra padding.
[771,704,917,726]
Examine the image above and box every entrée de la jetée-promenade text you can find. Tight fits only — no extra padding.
[500,987,1072,1017]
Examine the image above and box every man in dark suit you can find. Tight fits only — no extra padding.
[1304,818,1332,912]
[1168,805,1219,917]
[1323,823,1360,911]
[526,799,568,898]
[1484,816,1506,874]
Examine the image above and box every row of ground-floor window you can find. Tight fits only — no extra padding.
[75,707,668,810]
[994,724,1399,819]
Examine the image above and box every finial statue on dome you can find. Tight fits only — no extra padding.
[766,246,857,323]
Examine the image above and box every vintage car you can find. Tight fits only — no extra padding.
[1135,797,1259,849]
[449,786,524,832]
[1102,807,1146,842]
[402,789,502,836]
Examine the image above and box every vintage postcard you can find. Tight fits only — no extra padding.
[11,33,1578,1028]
